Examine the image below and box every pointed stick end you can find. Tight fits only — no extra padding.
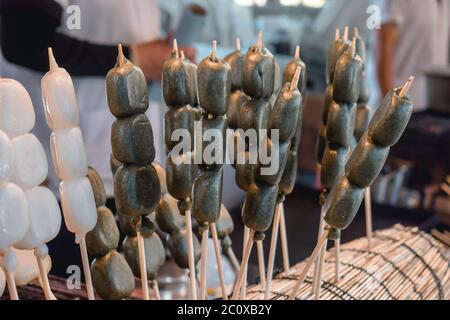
[290,66,301,92]
[257,32,263,52]
[343,26,349,42]
[180,50,186,60]
[294,45,300,60]
[48,47,59,72]
[117,44,125,67]
[335,28,340,41]
[399,76,415,97]
[212,40,217,60]
[173,39,179,59]
[236,37,241,52]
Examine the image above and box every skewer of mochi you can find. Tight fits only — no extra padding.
[0,115,29,300]
[162,39,199,300]
[264,46,307,299]
[288,76,415,300]
[313,32,359,298]
[232,33,276,298]
[107,45,164,300]
[0,78,59,300]
[193,40,231,300]
[41,49,98,299]
[0,77,62,300]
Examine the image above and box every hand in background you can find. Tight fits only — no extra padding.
[131,38,196,81]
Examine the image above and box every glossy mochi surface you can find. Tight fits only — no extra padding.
[15,187,61,250]
[41,68,80,130]
[51,128,88,180]
[0,79,35,138]
[60,177,97,235]
[0,183,29,251]
[10,134,48,190]
[0,130,13,183]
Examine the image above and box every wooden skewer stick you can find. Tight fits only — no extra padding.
[335,28,340,41]
[184,209,198,300]
[173,39,179,59]
[399,76,415,97]
[279,204,290,275]
[240,225,250,299]
[311,207,326,294]
[257,32,263,52]
[365,188,373,250]
[136,231,149,300]
[334,238,340,284]
[231,230,255,300]
[211,40,217,60]
[236,37,241,52]
[256,240,266,290]
[343,26,349,42]
[48,47,59,72]
[227,247,240,273]
[210,223,228,300]
[294,45,300,60]
[1,262,18,300]
[199,227,209,300]
[264,203,282,299]
[34,248,55,300]
[153,280,161,300]
[77,234,95,300]
[313,232,327,299]
[288,229,330,300]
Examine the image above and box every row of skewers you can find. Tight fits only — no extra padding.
[1,27,416,300]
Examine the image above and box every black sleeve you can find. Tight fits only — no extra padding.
[0,0,129,76]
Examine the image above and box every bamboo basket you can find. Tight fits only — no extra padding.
[247,225,450,300]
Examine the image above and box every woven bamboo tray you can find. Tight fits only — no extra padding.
[247,225,450,300]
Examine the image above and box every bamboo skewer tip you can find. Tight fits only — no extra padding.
[257,32,263,52]
[48,47,59,72]
[180,50,186,60]
[211,40,218,60]
[236,37,241,51]
[117,44,125,67]
[335,28,340,40]
[399,76,415,97]
[294,45,300,60]
[172,39,179,59]
[343,26,349,42]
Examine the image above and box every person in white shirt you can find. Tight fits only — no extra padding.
[0,0,195,198]
[378,0,450,111]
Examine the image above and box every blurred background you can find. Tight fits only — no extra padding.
[1,0,449,299]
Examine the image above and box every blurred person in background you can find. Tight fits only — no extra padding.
[158,0,256,47]
[378,0,450,112]
[0,0,195,198]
